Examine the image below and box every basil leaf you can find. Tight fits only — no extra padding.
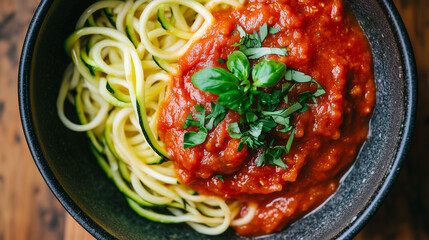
[257,90,282,111]
[227,122,242,139]
[241,47,288,59]
[194,103,205,113]
[245,111,258,123]
[278,124,293,133]
[256,118,277,132]
[253,30,262,47]
[285,69,312,83]
[194,104,206,127]
[269,27,281,34]
[217,89,247,111]
[227,51,250,81]
[298,91,314,103]
[206,102,227,130]
[252,59,286,87]
[238,94,253,115]
[257,154,265,167]
[183,127,208,149]
[216,175,224,183]
[262,102,302,118]
[284,70,326,97]
[285,127,296,152]
[237,24,247,38]
[259,23,268,43]
[218,58,226,64]
[272,115,290,126]
[312,79,326,97]
[182,112,200,129]
[192,67,238,95]
[249,122,263,138]
[272,157,288,169]
[299,104,309,113]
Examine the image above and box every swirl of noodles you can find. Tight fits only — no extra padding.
[57,0,256,235]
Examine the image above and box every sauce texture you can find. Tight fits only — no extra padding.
[158,0,375,236]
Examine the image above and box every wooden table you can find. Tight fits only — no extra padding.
[0,0,427,239]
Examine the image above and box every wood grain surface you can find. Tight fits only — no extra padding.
[0,0,427,239]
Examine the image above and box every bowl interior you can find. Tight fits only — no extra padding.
[20,0,415,239]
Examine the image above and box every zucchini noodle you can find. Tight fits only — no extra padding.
[57,0,255,235]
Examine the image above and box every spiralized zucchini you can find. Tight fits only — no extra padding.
[57,0,255,235]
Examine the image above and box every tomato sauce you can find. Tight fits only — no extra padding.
[157,0,375,236]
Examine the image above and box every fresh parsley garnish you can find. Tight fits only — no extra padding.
[183,103,227,149]
[216,175,224,183]
[193,52,286,115]
[234,23,287,59]
[218,58,226,64]
[182,23,326,169]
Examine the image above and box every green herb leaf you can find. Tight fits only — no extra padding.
[206,102,227,130]
[237,24,247,38]
[312,79,326,97]
[234,23,287,59]
[192,67,238,95]
[216,175,224,183]
[245,111,258,123]
[227,51,250,81]
[257,153,265,167]
[183,127,208,149]
[182,112,200,129]
[249,122,264,138]
[184,23,325,168]
[284,70,325,97]
[269,27,281,34]
[194,104,206,127]
[252,59,286,88]
[241,47,288,59]
[285,69,313,83]
[217,58,226,64]
[258,23,268,43]
[272,157,288,169]
[256,118,277,132]
[257,141,289,169]
[217,89,249,112]
[298,91,316,103]
[262,102,303,119]
[285,127,296,152]
[227,122,242,139]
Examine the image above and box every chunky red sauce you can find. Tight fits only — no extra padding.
[158,0,375,236]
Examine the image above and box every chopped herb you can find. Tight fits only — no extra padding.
[182,102,227,148]
[252,59,286,88]
[241,47,288,59]
[206,102,227,130]
[182,23,326,168]
[183,127,208,149]
[227,51,250,81]
[235,23,288,59]
[192,68,238,95]
[182,112,200,129]
[269,27,281,34]
[285,69,326,96]
[216,175,224,183]
[218,58,226,64]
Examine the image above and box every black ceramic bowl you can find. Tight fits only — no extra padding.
[19,0,416,239]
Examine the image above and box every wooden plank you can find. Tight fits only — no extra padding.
[64,215,95,240]
[356,0,429,239]
[0,0,67,240]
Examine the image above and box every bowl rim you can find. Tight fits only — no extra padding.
[18,0,417,239]
[336,0,417,238]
